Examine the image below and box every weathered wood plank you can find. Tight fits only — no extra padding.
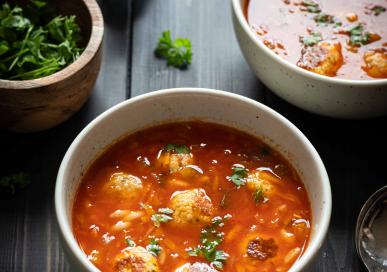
[130,0,265,101]
[0,1,131,271]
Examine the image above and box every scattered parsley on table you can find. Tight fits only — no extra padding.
[155,30,192,69]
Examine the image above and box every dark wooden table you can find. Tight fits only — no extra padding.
[1,1,386,271]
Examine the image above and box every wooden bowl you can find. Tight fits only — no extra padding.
[0,0,104,132]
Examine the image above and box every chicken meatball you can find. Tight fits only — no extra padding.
[115,246,160,272]
[297,40,343,76]
[175,262,218,272]
[362,49,387,78]
[246,170,277,196]
[104,173,143,200]
[158,152,194,173]
[169,189,214,225]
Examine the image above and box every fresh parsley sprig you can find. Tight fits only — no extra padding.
[347,24,371,46]
[229,167,248,187]
[126,238,136,247]
[301,0,321,13]
[164,143,190,154]
[0,172,30,194]
[187,216,230,270]
[146,238,162,256]
[370,5,386,16]
[151,207,174,227]
[300,32,322,46]
[155,30,192,69]
[314,13,342,27]
[253,187,269,204]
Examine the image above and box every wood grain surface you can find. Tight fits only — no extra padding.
[0,0,385,271]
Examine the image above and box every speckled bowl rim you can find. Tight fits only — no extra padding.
[232,0,387,86]
[0,0,103,90]
[55,88,332,272]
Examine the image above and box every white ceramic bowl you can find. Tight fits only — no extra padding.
[232,0,387,119]
[55,88,331,271]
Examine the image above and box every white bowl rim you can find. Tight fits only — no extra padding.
[0,0,103,89]
[55,87,332,272]
[231,0,387,86]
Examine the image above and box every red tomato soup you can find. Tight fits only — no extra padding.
[246,0,387,79]
[73,122,311,272]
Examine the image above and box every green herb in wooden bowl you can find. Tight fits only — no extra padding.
[0,0,103,133]
[0,0,83,80]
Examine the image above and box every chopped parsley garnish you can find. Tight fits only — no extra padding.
[163,143,190,154]
[157,207,174,214]
[301,32,322,46]
[146,238,162,256]
[0,172,30,194]
[253,187,268,204]
[126,238,136,247]
[370,5,386,16]
[187,216,230,270]
[313,13,341,26]
[151,208,174,227]
[0,1,83,80]
[229,167,248,187]
[301,0,321,13]
[155,30,192,69]
[348,24,371,46]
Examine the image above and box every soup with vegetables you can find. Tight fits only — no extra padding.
[73,122,311,272]
[246,0,387,79]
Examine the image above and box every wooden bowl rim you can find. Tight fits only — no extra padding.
[0,0,104,90]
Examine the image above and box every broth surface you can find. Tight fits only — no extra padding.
[246,0,387,79]
[73,122,311,272]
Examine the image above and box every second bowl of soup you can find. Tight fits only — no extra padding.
[232,0,387,118]
[55,88,331,271]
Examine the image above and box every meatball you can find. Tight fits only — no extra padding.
[169,189,214,225]
[297,41,343,76]
[115,246,160,272]
[158,152,194,173]
[246,170,275,196]
[104,172,143,199]
[246,238,278,261]
[175,262,218,272]
[362,49,387,78]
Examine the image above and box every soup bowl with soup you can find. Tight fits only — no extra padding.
[55,88,331,272]
[232,0,387,118]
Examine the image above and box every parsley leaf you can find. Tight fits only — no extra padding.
[126,238,136,247]
[348,24,371,46]
[187,216,230,269]
[229,167,248,187]
[314,13,341,26]
[146,238,162,256]
[301,0,321,13]
[370,5,386,16]
[30,0,47,8]
[155,30,192,69]
[163,144,190,154]
[253,187,268,204]
[151,208,174,227]
[157,207,174,214]
[0,172,30,194]
[301,32,322,46]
